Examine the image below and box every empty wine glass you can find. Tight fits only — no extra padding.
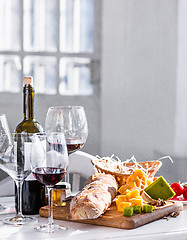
[31,132,68,233]
[0,114,11,211]
[0,133,37,225]
[45,106,88,193]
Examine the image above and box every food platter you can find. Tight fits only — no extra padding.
[44,155,184,229]
[40,200,183,229]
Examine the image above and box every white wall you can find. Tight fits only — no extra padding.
[101,0,187,182]
[174,0,187,156]
[100,0,187,182]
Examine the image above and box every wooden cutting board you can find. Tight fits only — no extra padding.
[39,200,183,229]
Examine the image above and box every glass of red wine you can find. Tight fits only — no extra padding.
[31,132,68,233]
[45,106,88,193]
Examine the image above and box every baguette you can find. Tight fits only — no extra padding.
[69,173,118,220]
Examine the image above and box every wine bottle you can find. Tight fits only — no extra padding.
[15,76,46,215]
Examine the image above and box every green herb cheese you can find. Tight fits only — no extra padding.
[142,204,154,213]
[144,176,175,200]
[133,205,142,214]
[123,207,134,217]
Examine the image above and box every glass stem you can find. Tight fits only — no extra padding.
[66,153,71,192]
[15,179,24,218]
[66,168,69,185]
[47,187,54,231]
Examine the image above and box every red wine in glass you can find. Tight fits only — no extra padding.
[31,132,68,233]
[66,139,85,155]
[48,141,84,156]
[33,167,67,186]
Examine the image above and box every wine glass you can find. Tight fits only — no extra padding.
[0,133,37,225]
[0,114,11,211]
[30,132,68,233]
[45,106,88,192]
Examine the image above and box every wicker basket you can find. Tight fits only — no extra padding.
[91,157,162,187]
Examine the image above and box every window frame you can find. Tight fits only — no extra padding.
[0,0,101,96]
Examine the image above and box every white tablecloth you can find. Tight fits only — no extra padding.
[0,197,187,240]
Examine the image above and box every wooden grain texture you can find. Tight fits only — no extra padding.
[39,201,183,229]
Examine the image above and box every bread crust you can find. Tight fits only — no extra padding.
[69,174,118,220]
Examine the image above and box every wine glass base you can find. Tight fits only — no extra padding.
[3,216,38,226]
[34,224,67,233]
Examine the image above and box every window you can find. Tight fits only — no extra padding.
[0,0,100,95]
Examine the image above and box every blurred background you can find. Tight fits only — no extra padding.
[0,0,186,182]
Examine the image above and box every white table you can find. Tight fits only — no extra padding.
[0,197,187,240]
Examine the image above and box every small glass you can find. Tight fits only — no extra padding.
[53,182,71,207]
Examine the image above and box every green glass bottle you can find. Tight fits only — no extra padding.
[15,76,46,214]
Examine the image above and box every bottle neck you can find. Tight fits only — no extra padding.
[23,85,35,120]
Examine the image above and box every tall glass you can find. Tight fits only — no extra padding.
[45,106,88,192]
[0,133,37,225]
[0,114,11,211]
[31,132,69,233]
